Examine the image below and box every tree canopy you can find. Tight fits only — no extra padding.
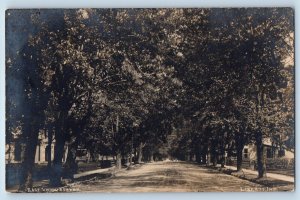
[6,8,294,189]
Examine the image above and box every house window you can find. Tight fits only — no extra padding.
[266,147,273,158]
[243,148,248,159]
[278,149,285,157]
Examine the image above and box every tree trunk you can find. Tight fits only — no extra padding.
[114,115,122,169]
[47,126,53,170]
[235,135,244,172]
[126,156,130,166]
[150,151,154,162]
[211,141,217,167]
[202,153,207,164]
[8,143,11,163]
[90,151,96,162]
[220,145,226,168]
[19,124,39,191]
[195,149,201,163]
[134,147,137,162]
[130,128,134,165]
[256,131,266,178]
[254,90,266,178]
[116,152,122,170]
[64,137,79,181]
[201,145,208,164]
[195,146,203,163]
[129,151,133,165]
[206,147,210,166]
[212,153,217,167]
[137,142,143,163]
[50,130,66,187]
[190,153,194,162]
[236,145,243,172]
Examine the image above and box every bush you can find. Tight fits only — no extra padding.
[266,158,294,170]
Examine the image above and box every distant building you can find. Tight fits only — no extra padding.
[6,130,68,164]
[226,137,294,169]
[243,138,294,161]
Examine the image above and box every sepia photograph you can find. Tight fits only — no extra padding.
[5,8,294,193]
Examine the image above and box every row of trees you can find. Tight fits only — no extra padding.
[6,8,294,190]
[168,8,294,177]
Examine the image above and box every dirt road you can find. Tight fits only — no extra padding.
[73,161,264,192]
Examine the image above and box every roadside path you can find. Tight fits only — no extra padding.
[225,165,294,183]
